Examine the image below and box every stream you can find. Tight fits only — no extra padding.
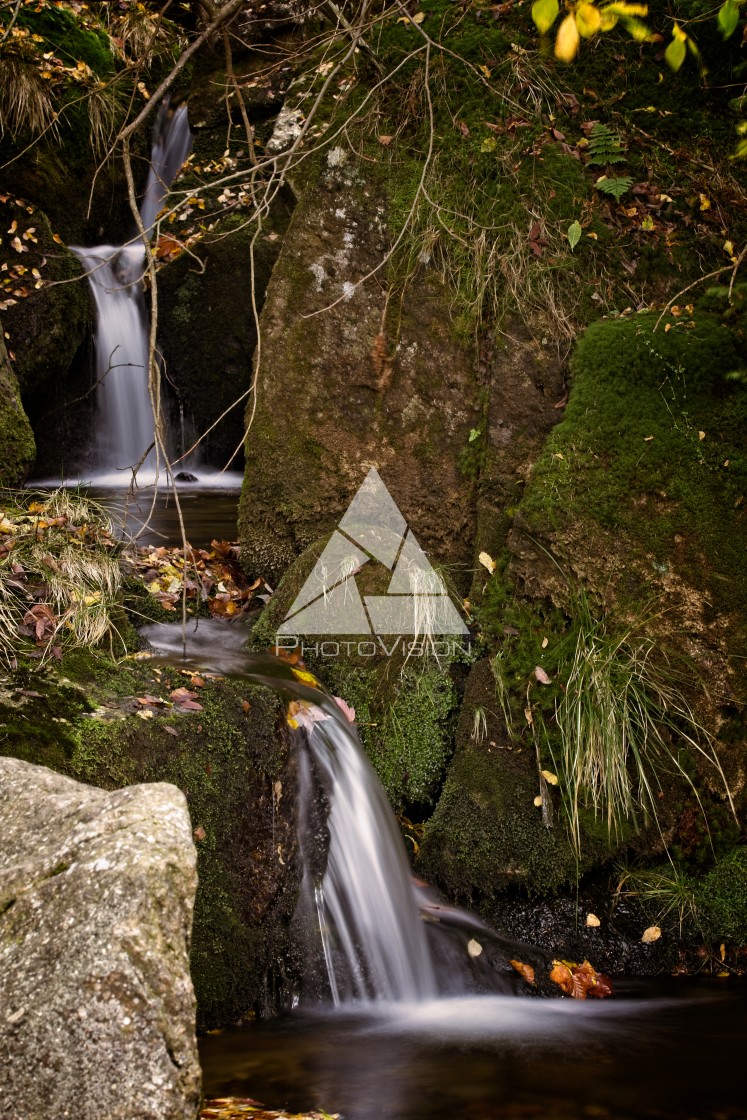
[136,496,747,1120]
[198,980,747,1120]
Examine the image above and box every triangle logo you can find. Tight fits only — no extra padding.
[278,468,468,637]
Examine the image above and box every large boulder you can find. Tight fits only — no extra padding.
[0,757,201,1120]
[237,149,481,585]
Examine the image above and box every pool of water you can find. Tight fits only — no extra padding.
[199,981,747,1120]
[91,486,241,548]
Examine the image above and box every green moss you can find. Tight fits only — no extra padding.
[0,646,297,1028]
[0,338,35,486]
[15,6,114,79]
[697,847,747,943]
[520,310,747,629]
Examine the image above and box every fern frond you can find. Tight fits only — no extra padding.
[595,175,633,202]
[588,122,626,166]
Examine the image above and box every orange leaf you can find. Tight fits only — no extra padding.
[509,959,536,985]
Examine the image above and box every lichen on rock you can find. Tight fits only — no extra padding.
[0,757,201,1120]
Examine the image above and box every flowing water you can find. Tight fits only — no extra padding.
[71,98,192,485]
[144,604,747,1120]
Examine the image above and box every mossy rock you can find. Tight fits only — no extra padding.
[418,659,619,900]
[158,204,293,467]
[0,648,299,1028]
[509,305,747,718]
[238,148,479,585]
[697,847,747,944]
[252,535,461,810]
[0,336,35,486]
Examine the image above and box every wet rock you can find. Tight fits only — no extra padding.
[237,152,479,585]
[0,335,35,486]
[175,470,199,482]
[0,757,200,1120]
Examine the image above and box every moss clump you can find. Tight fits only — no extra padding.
[520,309,747,626]
[697,847,747,943]
[418,658,619,900]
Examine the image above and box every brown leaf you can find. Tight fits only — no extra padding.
[509,959,535,985]
[377,134,393,146]
[549,960,574,995]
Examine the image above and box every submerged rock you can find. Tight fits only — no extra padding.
[0,757,200,1120]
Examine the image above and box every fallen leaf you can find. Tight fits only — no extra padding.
[479,551,496,574]
[642,925,662,943]
[698,430,705,440]
[586,913,601,927]
[541,769,558,785]
[534,665,552,685]
[193,825,207,842]
[467,938,483,958]
[509,959,536,984]
[377,134,393,146]
[549,960,574,995]
[534,795,543,806]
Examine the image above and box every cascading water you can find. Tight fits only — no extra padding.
[72,99,191,483]
[297,714,437,1004]
[141,620,537,1006]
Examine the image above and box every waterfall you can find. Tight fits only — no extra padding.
[298,715,437,1004]
[139,623,540,1006]
[72,99,191,483]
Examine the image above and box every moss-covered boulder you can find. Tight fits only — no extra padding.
[0,335,35,486]
[0,649,299,1029]
[237,149,481,585]
[505,303,747,800]
[418,659,618,900]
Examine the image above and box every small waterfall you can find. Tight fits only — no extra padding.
[297,714,437,1004]
[139,623,539,1006]
[72,99,192,482]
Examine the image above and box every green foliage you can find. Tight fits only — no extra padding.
[595,175,633,202]
[567,219,582,250]
[587,123,627,166]
[697,847,747,942]
[553,592,734,855]
[618,862,700,934]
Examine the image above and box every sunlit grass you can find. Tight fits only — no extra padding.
[0,488,124,660]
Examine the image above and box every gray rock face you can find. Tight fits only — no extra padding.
[0,758,200,1120]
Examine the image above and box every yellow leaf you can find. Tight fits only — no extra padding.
[413,11,426,22]
[699,193,711,211]
[641,925,661,943]
[136,708,155,720]
[555,12,580,61]
[480,64,492,78]
[698,430,706,440]
[292,668,318,685]
[532,0,559,34]
[586,913,601,927]
[541,769,559,785]
[479,550,496,574]
[534,795,543,806]
[575,2,601,38]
